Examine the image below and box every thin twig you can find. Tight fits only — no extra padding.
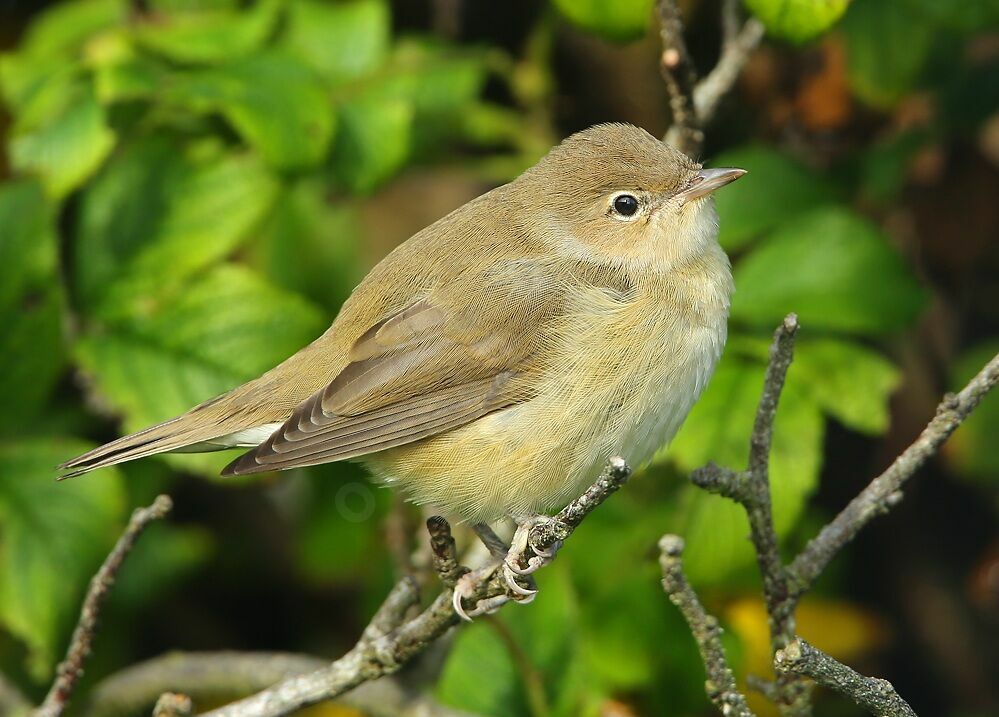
[787,352,999,596]
[659,535,755,717]
[775,638,918,717]
[658,0,764,157]
[34,496,173,717]
[657,0,701,156]
[694,17,764,122]
[689,315,811,715]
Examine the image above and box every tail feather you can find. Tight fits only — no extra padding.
[58,417,216,479]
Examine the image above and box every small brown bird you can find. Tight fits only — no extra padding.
[62,123,743,616]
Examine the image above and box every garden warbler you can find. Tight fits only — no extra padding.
[62,123,743,528]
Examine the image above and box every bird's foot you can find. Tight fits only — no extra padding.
[452,559,536,621]
[501,514,565,589]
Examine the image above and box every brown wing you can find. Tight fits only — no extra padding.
[222,277,558,475]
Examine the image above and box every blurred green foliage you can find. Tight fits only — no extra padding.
[0,0,996,715]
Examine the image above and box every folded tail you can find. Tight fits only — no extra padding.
[58,412,281,479]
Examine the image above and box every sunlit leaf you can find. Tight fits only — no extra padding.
[711,145,836,250]
[9,83,116,199]
[793,338,901,434]
[841,0,935,107]
[75,265,325,476]
[15,0,124,59]
[552,0,655,42]
[332,96,412,193]
[132,0,283,64]
[284,0,390,84]
[731,207,926,335]
[745,0,849,44]
[250,180,363,310]
[167,52,335,169]
[0,438,125,678]
[75,141,280,316]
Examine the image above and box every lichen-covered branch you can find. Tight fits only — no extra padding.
[34,496,173,717]
[689,314,810,715]
[775,638,918,717]
[658,0,765,156]
[675,312,997,717]
[786,351,999,596]
[195,457,631,717]
[659,536,755,717]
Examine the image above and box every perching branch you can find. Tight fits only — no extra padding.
[658,0,765,156]
[775,638,918,717]
[192,458,631,717]
[786,351,999,596]
[659,536,754,717]
[34,496,173,717]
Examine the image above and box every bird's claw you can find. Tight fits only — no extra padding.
[503,515,564,577]
[452,564,536,621]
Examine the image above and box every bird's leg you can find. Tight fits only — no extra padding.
[503,513,565,582]
[451,522,537,621]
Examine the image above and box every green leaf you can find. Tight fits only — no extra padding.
[332,96,412,193]
[946,342,999,482]
[745,0,850,43]
[132,0,284,64]
[902,0,999,35]
[75,141,280,316]
[15,0,125,59]
[9,83,116,199]
[711,145,836,250]
[841,0,935,107]
[666,353,824,583]
[0,180,56,307]
[437,621,525,716]
[552,0,655,42]
[250,180,363,310]
[284,0,390,84]
[0,438,126,677]
[75,265,326,476]
[167,52,335,170]
[793,338,900,434]
[0,181,65,432]
[731,207,926,335]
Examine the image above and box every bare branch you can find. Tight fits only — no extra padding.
[689,314,811,716]
[35,496,173,717]
[694,17,764,123]
[787,351,999,596]
[659,535,755,717]
[196,458,630,717]
[657,0,702,156]
[659,0,765,156]
[775,638,918,717]
[691,314,799,650]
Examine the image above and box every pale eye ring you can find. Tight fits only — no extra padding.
[610,193,640,219]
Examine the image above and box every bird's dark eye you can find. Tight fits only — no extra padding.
[612,194,639,217]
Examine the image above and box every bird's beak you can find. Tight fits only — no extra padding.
[676,167,746,202]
